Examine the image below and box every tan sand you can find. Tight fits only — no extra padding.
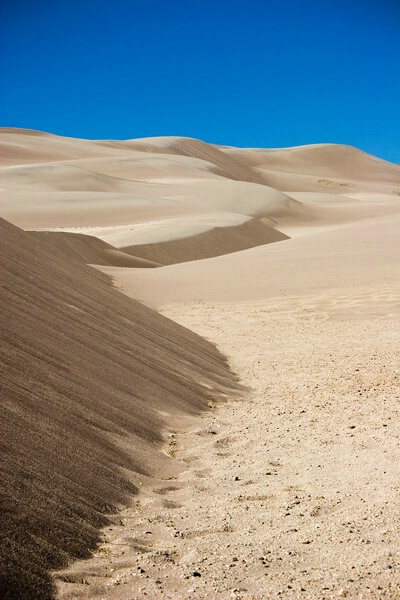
[1,129,400,599]
[99,213,400,308]
[60,299,399,599]
[222,144,400,194]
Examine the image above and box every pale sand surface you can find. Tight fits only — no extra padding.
[55,294,400,599]
[98,214,400,308]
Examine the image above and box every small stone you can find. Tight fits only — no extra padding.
[192,571,201,577]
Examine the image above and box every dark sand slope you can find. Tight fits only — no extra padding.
[121,218,289,265]
[0,219,240,599]
[29,230,161,268]
[167,138,269,185]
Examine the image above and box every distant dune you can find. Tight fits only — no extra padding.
[223,143,400,194]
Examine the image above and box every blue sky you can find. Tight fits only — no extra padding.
[1,0,399,162]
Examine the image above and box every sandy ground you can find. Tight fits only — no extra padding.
[55,288,400,600]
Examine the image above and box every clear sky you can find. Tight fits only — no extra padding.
[1,0,399,162]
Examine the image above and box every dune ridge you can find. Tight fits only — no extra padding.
[120,218,289,265]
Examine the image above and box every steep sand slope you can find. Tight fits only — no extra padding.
[28,231,161,268]
[166,138,269,184]
[0,218,240,599]
[120,219,289,265]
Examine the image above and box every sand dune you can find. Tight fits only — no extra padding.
[0,217,239,598]
[1,129,400,599]
[59,154,223,182]
[0,137,298,231]
[101,213,400,308]
[120,218,289,265]
[223,144,400,194]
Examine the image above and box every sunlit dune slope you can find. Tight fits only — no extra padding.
[0,218,240,598]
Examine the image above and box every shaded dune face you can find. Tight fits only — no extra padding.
[0,218,240,598]
[121,218,289,265]
[29,230,161,268]
[29,221,288,268]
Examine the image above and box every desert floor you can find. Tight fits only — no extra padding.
[56,289,400,600]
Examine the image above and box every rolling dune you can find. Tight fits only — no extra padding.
[223,144,400,194]
[120,218,289,265]
[100,213,400,308]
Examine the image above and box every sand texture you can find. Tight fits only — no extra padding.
[1,129,400,599]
